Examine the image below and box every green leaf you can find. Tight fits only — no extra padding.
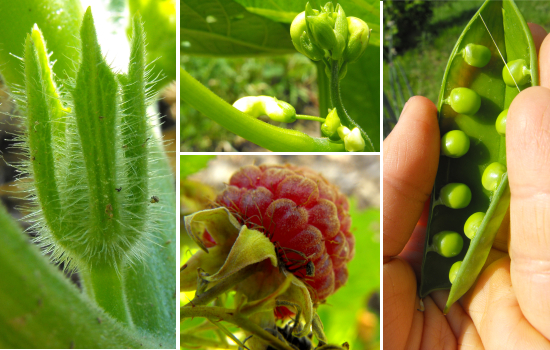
[340,45,381,151]
[0,0,83,87]
[181,0,296,57]
[180,155,216,179]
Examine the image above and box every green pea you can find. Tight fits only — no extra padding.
[431,231,464,258]
[439,183,472,209]
[502,59,531,87]
[482,162,506,191]
[449,261,462,284]
[441,130,470,158]
[495,109,508,136]
[464,212,485,239]
[462,43,491,68]
[447,87,481,115]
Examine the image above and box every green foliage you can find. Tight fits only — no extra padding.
[180,155,216,178]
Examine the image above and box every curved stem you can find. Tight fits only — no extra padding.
[181,69,345,152]
[329,60,375,152]
[295,115,326,122]
[181,306,294,350]
[316,60,331,119]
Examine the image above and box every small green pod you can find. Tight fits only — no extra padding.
[449,261,463,284]
[462,43,491,68]
[438,183,472,209]
[464,212,485,239]
[441,130,470,158]
[502,59,531,87]
[431,231,464,258]
[447,87,481,115]
[495,109,508,136]
[482,162,506,191]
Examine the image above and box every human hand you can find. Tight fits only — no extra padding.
[383,23,550,349]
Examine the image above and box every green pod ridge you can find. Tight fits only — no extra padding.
[482,162,507,191]
[420,0,537,314]
[496,109,508,135]
[430,231,464,258]
[445,87,481,115]
[464,212,485,239]
[436,183,472,209]
[502,58,531,87]
[441,130,470,158]
[462,43,492,68]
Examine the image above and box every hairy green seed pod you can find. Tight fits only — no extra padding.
[439,183,472,209]
[495,109,508,136]
[307,12,337,51]
[321,108,341,139]
[464,212,485,240]
[441,130,470,158]
[449,261,462,284]
[482,162,506,191]
[462,43,491,68]
[342,17,370,63]
[291,12,324,61]
[502,59,531,87]
[233,96,297,123]
[431,231,464,258]
[446,87,481,115]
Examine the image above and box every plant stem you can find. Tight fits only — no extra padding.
[316,60,330,119]
[181,69,345,152]
[295,115,326,122]
[329,60,375,152]
[181,306,294,350]
[180,334,238,350]
[185,264,258,307]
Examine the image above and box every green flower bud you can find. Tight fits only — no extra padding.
[331,4,348,60]
[342,17,370,63]
[337,125,350,140]
[233,96,296,123]
[290,12,324,61]
[307,12,338,51]
[343,127,365,152]
[322,2,334,14]
[321,108,341,139]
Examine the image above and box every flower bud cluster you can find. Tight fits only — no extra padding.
[290,2,370,63]
[321,108,365,152]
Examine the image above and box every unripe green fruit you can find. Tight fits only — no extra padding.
[449,261,462,284]
[464,212,485,239]
[439,183,472,209]
[441,130,470,158]
[462,43,491,68]
[502,59,531,87]
[495,109,508,136]
[447,87,481,115]
[431,231,464,258]
[482,162,506,191]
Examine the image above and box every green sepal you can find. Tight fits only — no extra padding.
[307,13,337,51]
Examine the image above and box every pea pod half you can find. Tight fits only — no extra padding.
[419,0,538,314]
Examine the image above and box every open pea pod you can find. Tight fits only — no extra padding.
[419,0,538,314]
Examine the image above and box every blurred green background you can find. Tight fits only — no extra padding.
[180,155,380,349]
[383,0,550,136]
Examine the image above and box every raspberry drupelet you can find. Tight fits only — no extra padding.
[213,164,355,302]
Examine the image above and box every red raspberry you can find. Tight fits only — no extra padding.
[215,164,355,303]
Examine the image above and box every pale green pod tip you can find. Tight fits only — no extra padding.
[441,130,470,158]
[502,59,531,87]
[482,162,506,191]
[464,212,485,240]
[462,43,491,68]
[496,109,508,136]
[439,183,472,209]
[431,231,464,258]
[449,261,462,284]
[446,87,481,115]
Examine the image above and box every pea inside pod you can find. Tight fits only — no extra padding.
[419,0,538,314]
